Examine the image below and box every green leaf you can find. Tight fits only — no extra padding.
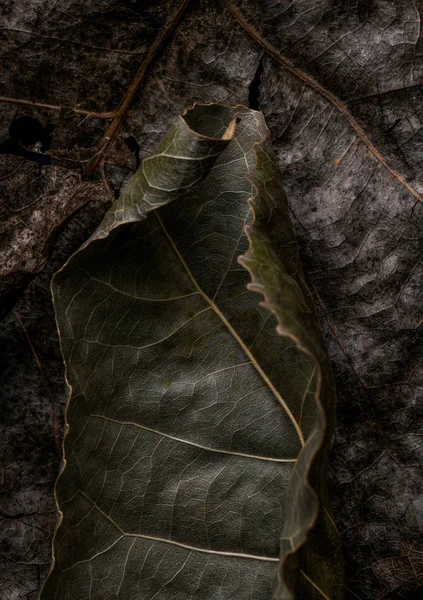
[41,104,343,599]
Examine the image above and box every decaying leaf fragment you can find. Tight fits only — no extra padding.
[42,104,343,599]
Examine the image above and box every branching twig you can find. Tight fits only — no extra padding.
[83,0,193,177]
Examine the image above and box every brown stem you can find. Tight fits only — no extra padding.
[0,96,115,119]
[222,0,423,204]
[83,0,193,178]
[12,310,61,457]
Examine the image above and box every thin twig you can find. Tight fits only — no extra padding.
[222,0,423,204]
[83,0,193,177]
[0,96,115,119]
[12,310,61,457]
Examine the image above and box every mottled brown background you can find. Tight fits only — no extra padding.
[1,1,422,598]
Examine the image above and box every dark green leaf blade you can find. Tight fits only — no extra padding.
[41,104,343,599]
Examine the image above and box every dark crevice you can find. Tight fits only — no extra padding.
[124,135,141,169]
[9,116,54,151]
[386,118,401,133]
[0,116,83,173]
[0,116,55,168]
[248,57,264,111]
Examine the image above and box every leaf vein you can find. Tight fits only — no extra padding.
[90,413,296,463]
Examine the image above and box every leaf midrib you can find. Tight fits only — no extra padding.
[155,212,306,447]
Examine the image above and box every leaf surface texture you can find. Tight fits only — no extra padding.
[42,104,342,599]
